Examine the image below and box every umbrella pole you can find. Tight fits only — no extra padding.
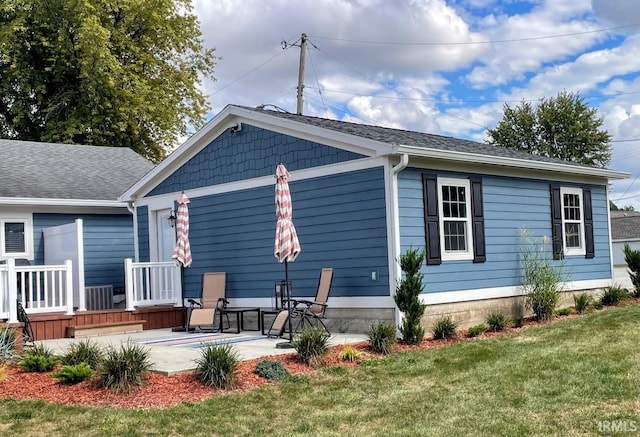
[171,265,187,332]
[285,260,293,342]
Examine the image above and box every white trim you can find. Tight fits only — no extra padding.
[607,190,615,281]
[0,213,34,260]
[437,177,474,261]
[560,186,586,256]
[393,145,628,181]
[421,278,612,305]
[0,197,128,208]
[612,238,640,243]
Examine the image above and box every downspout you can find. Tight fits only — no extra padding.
[390,154,409,328]
[127,201,140,262]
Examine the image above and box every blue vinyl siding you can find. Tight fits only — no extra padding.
[175,167,389,300]
[398,168,611,293]
[136,206,150,262]
[149,125,365,196]
[33,213,135,290]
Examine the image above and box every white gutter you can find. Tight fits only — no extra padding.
[393,145,629,180]
[389,154,409,326]
[0,197,128,208]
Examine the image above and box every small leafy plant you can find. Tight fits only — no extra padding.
[600,285,628,306]
[573,293,592,314]
[466,323,486,338]
[53,363,93,385]
[195,344,239,389]
[432,316,458,340]
[100,342,152,393]
[62,339,104,369]
[556,307,572,316]
[367,321,396,355]
[0,327,17,362]
[339,344,362,362]
[292,327,330,367]
[485,311,507,332]
[512,316,525,328]
[254,359,289,380]
[19,344,58,372]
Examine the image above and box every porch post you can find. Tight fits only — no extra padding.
[64,260,74,315]
[7,259,18,324]
[124,258,135,311]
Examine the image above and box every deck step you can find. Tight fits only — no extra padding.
[66,320,146,338]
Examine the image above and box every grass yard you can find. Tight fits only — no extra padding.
[1,304,639,436]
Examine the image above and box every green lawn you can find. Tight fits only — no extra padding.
[1,305,639,437]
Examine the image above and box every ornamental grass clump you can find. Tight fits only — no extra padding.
[623,243,640,297]
[519,229,566,321]
[0,327,17,362]
[432,316,458,340]
[485,310,507,332]
[195,344,239,389]
[466,323,486,338]
[19,344,58,372]
[367,321,396,355]
[394,247,426,345]
[61,339,104,370]
[292,327,330,368]
[100,343,152,393]
[600,285,628,306]
[573,293,592,314]
[339,344,362,362]
[53,363,93,385]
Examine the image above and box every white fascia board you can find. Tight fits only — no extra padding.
[393,145,629,181]
[612,237,640,243]
[120,105,392,201]
[0,197,128,208]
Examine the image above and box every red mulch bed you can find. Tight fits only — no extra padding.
[1,300,637,409]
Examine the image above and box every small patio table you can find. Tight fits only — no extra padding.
[219,307,261,334]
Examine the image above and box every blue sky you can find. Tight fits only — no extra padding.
[193,0,640,210]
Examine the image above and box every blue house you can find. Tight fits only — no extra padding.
[120,105,627,331]
[0,139,154,312]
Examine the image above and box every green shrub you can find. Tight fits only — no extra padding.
[53,363,93,385]
[254,359,289,380]
[394,248,427,344]
[432,316,458,340]
[556,307,572,316]
[19,344,58,372]
[61,339,103,369]
[292,327,330,367]
[466,324,486,338]
[520,229,565,321]
[339,344,362,362]
[593,300,603,310]
[600,285,628,306]
[485,311,507,332]
[623,243,640,296]
[0,327,17,362]
[367,321,396,355]
[99,343,152,393]
[573,293,592,314]
[512,316,525,328]
[195,344,239,389]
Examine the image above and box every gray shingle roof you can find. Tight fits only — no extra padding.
[611,211,640,240]
[241,106,595,169]
[0,140,155,200]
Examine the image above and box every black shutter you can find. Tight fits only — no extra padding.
[423,174,441,265]
[470,177,486,263]
[550,185,564,260]
[583,187,594,259]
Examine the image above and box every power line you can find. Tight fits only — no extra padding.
[309,23,640,46]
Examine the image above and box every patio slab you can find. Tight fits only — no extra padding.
[36,329,367,376]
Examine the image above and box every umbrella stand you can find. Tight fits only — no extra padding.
[171,265,188,332]
[276,260,295,348]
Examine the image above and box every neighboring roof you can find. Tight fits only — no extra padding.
[0,139,155,202]
[611,211,640,240]
[121,104,629,200]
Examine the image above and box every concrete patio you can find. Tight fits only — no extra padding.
[36,329,368,375]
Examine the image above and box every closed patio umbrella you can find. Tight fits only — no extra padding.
[171,192,192,331]
[274,163,301,342]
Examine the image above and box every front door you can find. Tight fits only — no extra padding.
[156,210,175,262]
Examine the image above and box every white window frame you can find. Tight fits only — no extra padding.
[0,214,34,260]
[437,177,474,261]
[560,186,585,256]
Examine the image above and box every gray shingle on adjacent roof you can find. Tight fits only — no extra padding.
[0,139,155,200]
[240,105,596,169]
[611,211,640,240]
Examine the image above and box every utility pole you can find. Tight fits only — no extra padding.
[296,33,307,115]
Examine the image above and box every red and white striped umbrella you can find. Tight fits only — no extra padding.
[172,192,192,268]
[274,164,301,263]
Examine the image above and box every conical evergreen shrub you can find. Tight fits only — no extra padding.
[394,248,426,344]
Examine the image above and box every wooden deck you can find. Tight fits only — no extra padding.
[27,306,183,340]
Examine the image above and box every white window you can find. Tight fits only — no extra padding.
[0,215,34,259]
[560,187,585,256]
[438,178,473,261]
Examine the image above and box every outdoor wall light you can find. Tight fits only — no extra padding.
[168,210,177,228]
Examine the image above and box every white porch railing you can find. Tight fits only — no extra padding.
[124,259,182,310]
[0,259,74,323]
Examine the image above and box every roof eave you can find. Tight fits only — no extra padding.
[0,197,128,208]
[392,145,630,180]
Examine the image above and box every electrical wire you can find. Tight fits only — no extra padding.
[305,39,329,117]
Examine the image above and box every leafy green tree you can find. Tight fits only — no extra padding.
[487,91,611,168]
[0,0,216,162]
